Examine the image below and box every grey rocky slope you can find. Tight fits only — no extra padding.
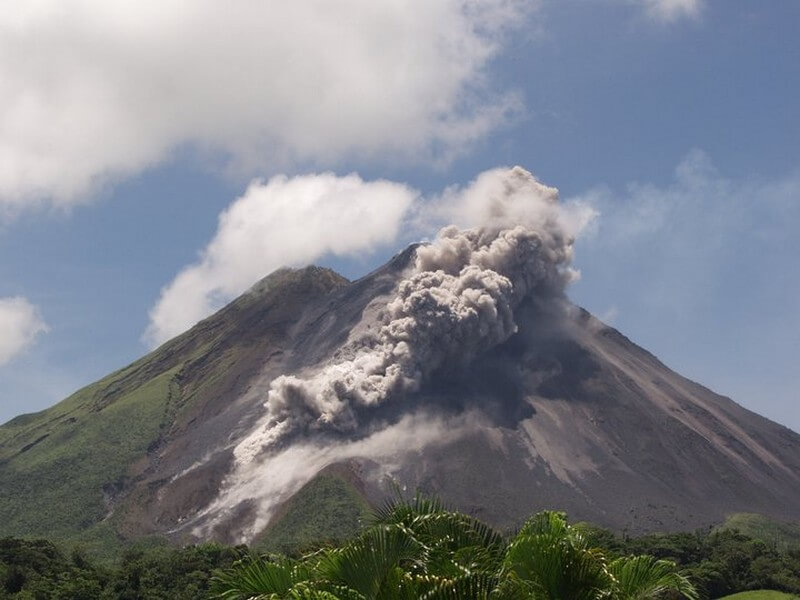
[159,249,800,544]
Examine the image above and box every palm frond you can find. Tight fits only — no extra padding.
[502,532,613,600]
[286,582,363,600]
[609,555,699,600]
[373,491,449,527]
[316,524,423,599]
[420,572,500,600]
[211,555,311,600]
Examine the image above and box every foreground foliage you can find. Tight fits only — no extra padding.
[0,539,242,599]
[1,498,798,599]
[716,592,799,600]
[212,498,698,600]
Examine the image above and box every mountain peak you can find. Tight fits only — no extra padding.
[244,265,349,300]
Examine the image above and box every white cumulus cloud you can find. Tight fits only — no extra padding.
[0,0,529,212]
[144,173,418,347]
[145,166,598,349]
[635,0,703,22]
[0,297,48,366]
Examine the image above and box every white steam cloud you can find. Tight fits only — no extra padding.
[191,410,484,542]
[0,297,48,366]
[0,0,528,211]
[144,173,417,347]
[234,167,588,461]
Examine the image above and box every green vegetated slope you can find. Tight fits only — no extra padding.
[718,514,800,551]
[256,471,372,555]
[717,591,799,600]
[0,267,349,556]
[0,366,178,549]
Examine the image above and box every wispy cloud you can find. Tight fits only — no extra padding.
[569,149,800,425]
[0,1,531,212]
[0,297,48,366]
[573,149,800,315]
[630,0,703,22]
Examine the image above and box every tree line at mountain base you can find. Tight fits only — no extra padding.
[1,499,799,599]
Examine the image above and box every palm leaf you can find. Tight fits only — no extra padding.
[421,572,501,600]
[608,555,699,600]
[286,582,361,600]
[373,492,449,528]
[502,527,614,600]
[211,555,311,599]
[316,524,423,599]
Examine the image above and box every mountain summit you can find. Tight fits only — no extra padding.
[1,168,798,551]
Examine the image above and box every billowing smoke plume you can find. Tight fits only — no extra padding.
[234,167,582,463]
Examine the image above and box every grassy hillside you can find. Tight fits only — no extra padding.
[717,514,800,551]
[0,301,261,556]
[717,591,798,600]
[256,471,372,555]
[0,367,178,542]
[0,267,349,556]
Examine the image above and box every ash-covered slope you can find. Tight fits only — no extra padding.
[136,246,800,546]
[1,167,799,552]
[162,265,800,544]
[148,168,800,544]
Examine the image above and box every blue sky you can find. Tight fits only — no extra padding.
[1,0,798,431]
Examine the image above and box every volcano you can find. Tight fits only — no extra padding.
[1,168,798,551]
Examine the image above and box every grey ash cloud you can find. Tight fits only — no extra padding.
[234,167,589,463]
